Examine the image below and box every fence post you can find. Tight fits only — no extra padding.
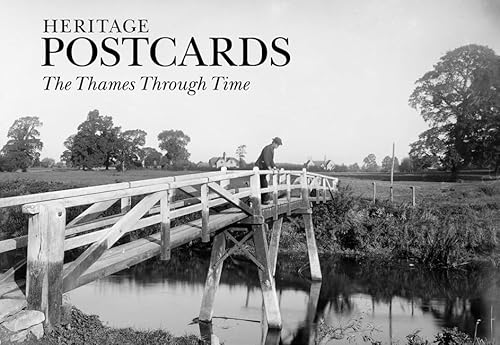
[160,190,171,261]
[372,182,376,203]
[24,202,66,330]
[411,186,416,206]
[201,182,210,243]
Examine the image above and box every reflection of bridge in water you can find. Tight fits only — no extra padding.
[0,167,337,334]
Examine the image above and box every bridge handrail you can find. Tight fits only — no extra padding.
[0,170,236,209]
[0,169,337,209]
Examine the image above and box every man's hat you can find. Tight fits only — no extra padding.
[272,137,283,146]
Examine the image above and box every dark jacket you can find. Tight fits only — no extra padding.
[255,144,275,169]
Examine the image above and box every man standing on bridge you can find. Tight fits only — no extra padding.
[255,137,282,204]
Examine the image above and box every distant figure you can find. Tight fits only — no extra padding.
[255,137,282,204]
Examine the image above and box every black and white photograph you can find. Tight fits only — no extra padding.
[0,1,499,344]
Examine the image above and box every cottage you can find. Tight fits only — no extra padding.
[304,158,335,170]
[304,159,315,168]
[208,152,240,169]
[322,160,335,171]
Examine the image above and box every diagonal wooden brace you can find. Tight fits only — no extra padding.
[62,191,166,291]
[211,230,255,270]
[208,182,253,216]
[225,232,265,272]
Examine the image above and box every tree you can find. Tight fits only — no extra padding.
[348,163,360,172]
[60,135,75,167]
[64,110,121,170]
[409,44,500,174]
[400,157,413,173]
[333,164,348,172]
[1,116,43,172]
[157,130,191,166]
[381,156,399,172]
[362,154,378,172]
[40,157,55,168]
[236,144,247,159]
[115,129,147,171]
[142,147,162,168]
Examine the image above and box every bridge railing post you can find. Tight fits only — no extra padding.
[286,173,291,216]
[201,182,210,242]
[160,189,171,260]
[220,166,229,189]
[121,196,131,214]
[301,168,311,208]
[272,171,278,220]
[23,202,66,330]
[322,178,327,203]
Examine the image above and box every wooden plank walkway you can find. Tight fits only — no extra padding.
[0,168,338,331]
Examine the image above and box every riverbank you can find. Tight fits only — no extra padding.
[22,306,198,345]
[278,181,500,268]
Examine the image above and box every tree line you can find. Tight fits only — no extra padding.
[1,44,497,175]
[0,110,193,172]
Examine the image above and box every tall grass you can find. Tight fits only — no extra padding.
[289,184,498,267]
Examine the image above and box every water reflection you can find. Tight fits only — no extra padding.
[66,253,500,344]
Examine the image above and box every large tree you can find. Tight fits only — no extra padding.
[63,110,121,170]
[409,44,500,174]
[116,129,147,171]
[157,130,191,166]
[1,116,43,172]
[362,154,378,172]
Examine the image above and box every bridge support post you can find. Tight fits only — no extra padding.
[301,169,322,281]
[251,167,282,329]
[24,202,66,330]
[268,218,283,276]
[199,232,226,322]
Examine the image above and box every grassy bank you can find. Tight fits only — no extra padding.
[23,307,198,345]
[280,181,499,267]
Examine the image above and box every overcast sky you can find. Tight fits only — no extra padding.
[1,0,499,165]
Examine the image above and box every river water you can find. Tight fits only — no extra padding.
[62,252,500,345]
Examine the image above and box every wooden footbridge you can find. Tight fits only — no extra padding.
[0,168,338,333]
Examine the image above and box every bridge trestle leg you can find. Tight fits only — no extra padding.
[199,232,226,323]
[268,218,283,276]
[300,169,322,281]
[253,224,282,330]
[198,225,282,329]
[302,212,322,281]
